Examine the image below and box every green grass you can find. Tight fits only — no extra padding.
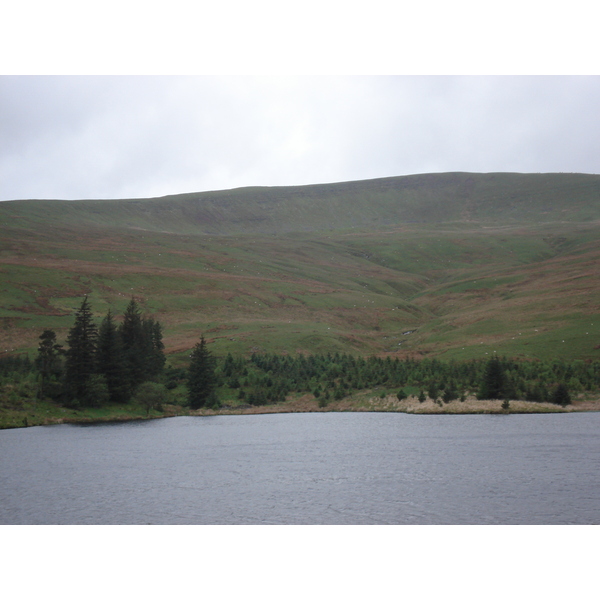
[2,172,600,360]
[0,373,189,429]
[435,275,525,294]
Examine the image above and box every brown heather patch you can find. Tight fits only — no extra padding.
[0,328,42,353]
[0,255,204,279]
[368,393,600,414]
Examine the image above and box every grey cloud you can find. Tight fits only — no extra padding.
[1,75,599,201]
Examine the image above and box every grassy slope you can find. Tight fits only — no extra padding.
[4,172,600,232]
[1,172,600,362]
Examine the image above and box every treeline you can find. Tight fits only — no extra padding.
[0,354,33,377]
[36,296,165,407]
[0,297,219,414]
[220,352,600,407]
[3,301,600,413]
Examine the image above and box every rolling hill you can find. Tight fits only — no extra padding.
[1,172,599,364]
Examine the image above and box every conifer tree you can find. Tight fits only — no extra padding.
[97,310,129,403]
[118,299,165,390]
[427,381,439,401]
[551,383,571,406]
[35,329,63,399]
[478,356,505,399]
[64,296,99,406]
[119,298,147,391]
[442,385,458,403]
[187,335,218,409]
[143,317,166,378]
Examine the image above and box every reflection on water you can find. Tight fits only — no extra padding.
[1,412,599,524]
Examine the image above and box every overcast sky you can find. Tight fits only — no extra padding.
[2,75,599,201]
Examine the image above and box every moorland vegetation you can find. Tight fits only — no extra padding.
[1,295,598,429]
[1,172,600,427]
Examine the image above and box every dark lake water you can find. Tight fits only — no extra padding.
[1,412,599,524]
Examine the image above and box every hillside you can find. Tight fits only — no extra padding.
[3,172,600,234]
[1,172,600,362]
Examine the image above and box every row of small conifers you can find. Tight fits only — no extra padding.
[3,298,599,414]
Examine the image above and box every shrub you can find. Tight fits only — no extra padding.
[82,374,110,408]
[551,383,571,406]
[207,392,221,410]
[442,387,457,403]
[478,356,505,399]
[134,382,168,416]
[427,383,438,401]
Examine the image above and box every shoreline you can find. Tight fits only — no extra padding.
[196,394,598,417]
[2,393,598,430]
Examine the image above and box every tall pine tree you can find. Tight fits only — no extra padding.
[187,336,218,409]
[143,317,166,378]
[118,299,165,394]
[64,297,99,406]
[35,329,63,400]
[478,356,505,399]
[97,310,129,403]
[119,298,147,393]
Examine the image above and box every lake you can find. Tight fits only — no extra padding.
[1,412,599,524]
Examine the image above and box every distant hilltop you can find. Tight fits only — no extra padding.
[2,172,600,235]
